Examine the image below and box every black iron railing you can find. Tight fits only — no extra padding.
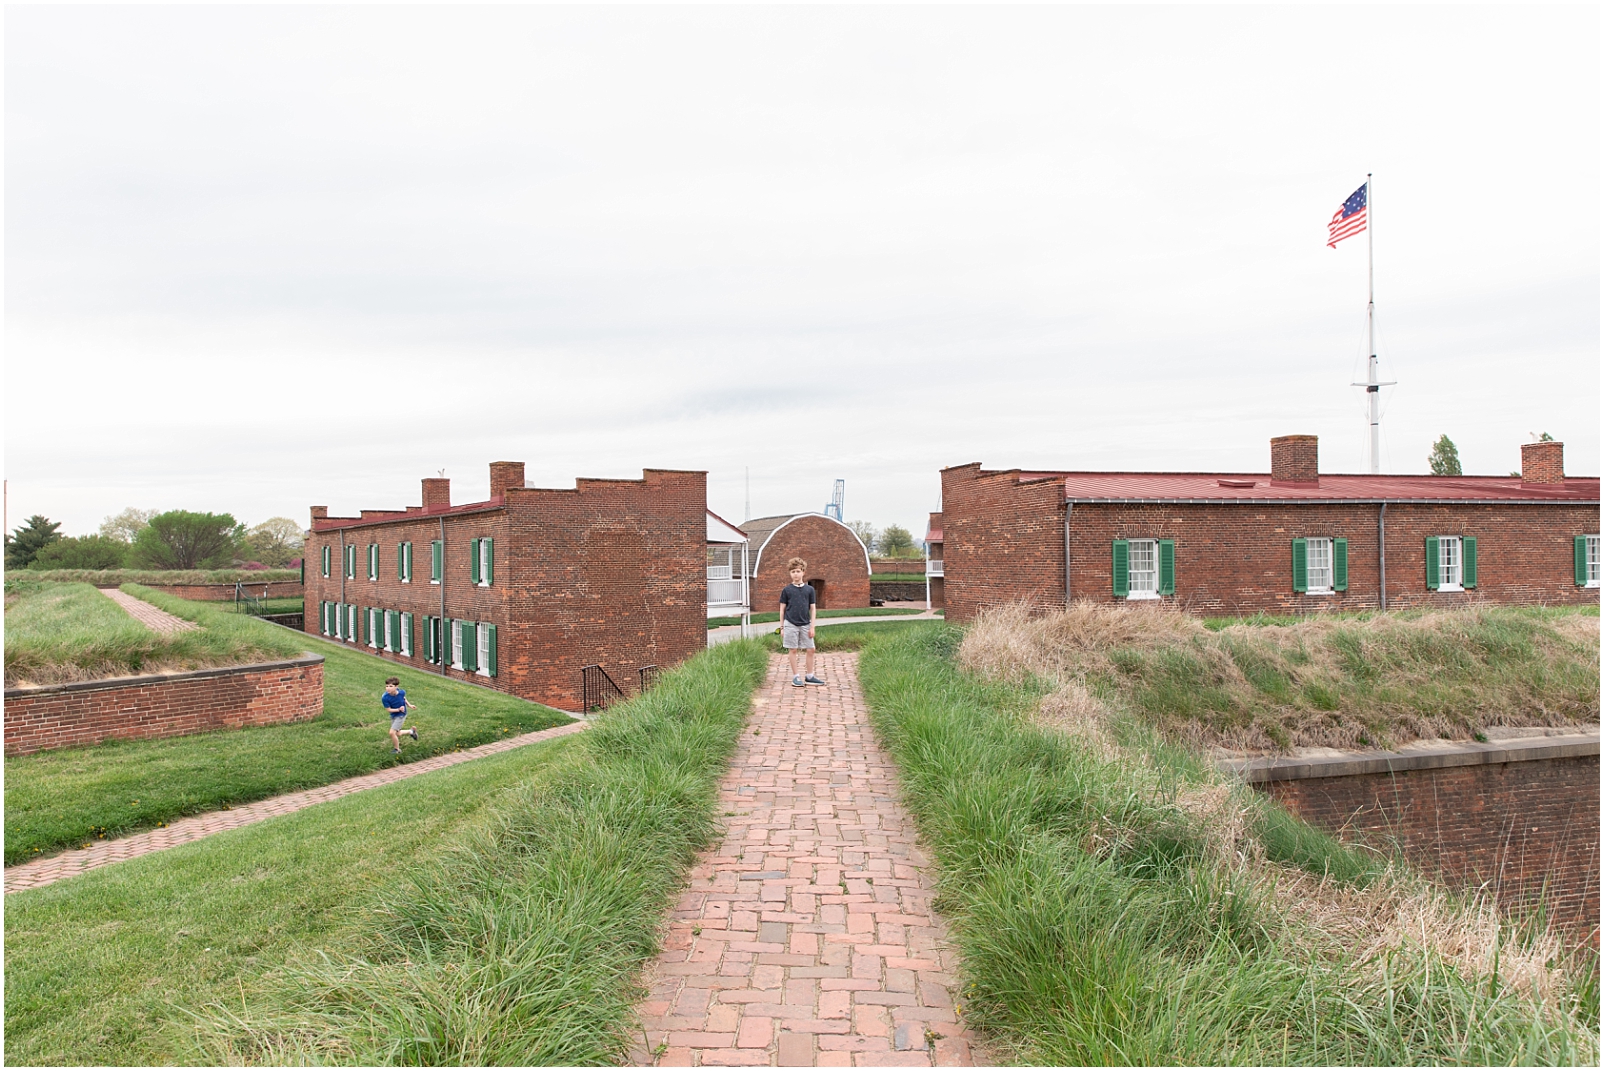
[582,664,628,713]
[233,582,270,616]
[639,665,659,693]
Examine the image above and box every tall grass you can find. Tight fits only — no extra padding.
[960,601,1598,750]
[4,581,304,686]
[858,626,1597,1066]
[186,638,769,1065]
[20,567,301,584]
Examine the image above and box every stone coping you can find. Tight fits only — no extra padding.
[1219,729,1600,783]
[5,654,325,699]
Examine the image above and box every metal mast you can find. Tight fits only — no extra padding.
[1352,173,1394,473]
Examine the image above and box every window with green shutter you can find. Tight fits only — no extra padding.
[1424,536,1440,590]
[1158,540,1175,596]
[1332,538,1348,591]
[461,622,478,673]
[402,612,414,657]
[469,539,481,585]
[368,544,378,580]
[431,541,442,584]
[446,618,458,667]
[485,624,497,677]
[1462,536,1477,589]
[322,545,331,577]
[481,539,493,586]
[1291,538,1308,593]
[1112,540,1129,598]
[423,616,435,663]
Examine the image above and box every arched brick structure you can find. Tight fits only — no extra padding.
[743,514,872,612]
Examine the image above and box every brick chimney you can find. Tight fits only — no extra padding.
[1521,440,1564,484]
[1270,435,1319,487]
[310,506,328,522]
[422,477,451,512]
[489,461,526,500]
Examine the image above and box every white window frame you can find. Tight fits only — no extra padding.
[1127,538,1159,599]
[451,621,465,670]
[332,602,344,640]
[475,538,493,588]
[1306,537,1334,595]
[1586,535,1601,588]
[1438,536,1464,592]
[400,612,413,656]
[368,608,381,649]
[399,542,412,583]
[367,544,379,581]
[477,625,491,677]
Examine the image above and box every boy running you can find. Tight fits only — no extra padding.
[381,676,420,754]
[780,558,825,687]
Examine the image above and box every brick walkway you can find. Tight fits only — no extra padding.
[101,587,198,633]
[629,653,975,1067]
[4,720,587,894]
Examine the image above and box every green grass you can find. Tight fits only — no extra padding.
[856,627,1598,1065]
[869,574,927,583]
[183,638,769,1065]
[4,579,306,687]
[757,618,940,652]
[20,568,301,585]
[4,732,580,1066]
[213,597,304,616]
[708,606,927,628]
[5,592,573,865]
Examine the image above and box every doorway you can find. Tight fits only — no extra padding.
[809,578,827,609]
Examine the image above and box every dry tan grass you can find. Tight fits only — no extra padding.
[959,600,1204,683]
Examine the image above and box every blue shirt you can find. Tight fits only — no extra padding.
[381,689,408,713]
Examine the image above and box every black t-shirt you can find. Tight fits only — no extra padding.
[780,583,816,626]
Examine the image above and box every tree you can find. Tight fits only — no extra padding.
[846,520,878,553]
[29,534,130,570]
[877,524,917,558]
[99,507,159,543]
[1428,435,1462,476]
[245,517,305,567]
[129,510,245,569]
[5,515,62,569]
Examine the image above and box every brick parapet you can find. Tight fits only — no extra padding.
[4,655,324,756]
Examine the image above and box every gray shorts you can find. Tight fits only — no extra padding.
[781,622,814,649]
[389,713,408,729]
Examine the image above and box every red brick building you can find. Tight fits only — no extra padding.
[304,462,706,710]
[940,436,1600,622]
[924,512,945,610]
[739,513,872,613]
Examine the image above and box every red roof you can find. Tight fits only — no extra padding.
[1035,472,1599,504]
[926,526,943,543]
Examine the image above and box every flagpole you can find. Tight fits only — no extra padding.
[1366,173,1379,475]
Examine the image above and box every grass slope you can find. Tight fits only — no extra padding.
[186,638,769,1065]
[6,593,571,864]
[4,579,305,686]
[4,734,579,1066]
[857,626,1597,1065]
[20,568,301,584]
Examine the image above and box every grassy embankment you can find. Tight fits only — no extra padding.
[20,568,301,584]
[6,589,571,864]
[4,578,305,687]
[214,597,304,616]
[708,606,927,628]
[856,611,1599,1065]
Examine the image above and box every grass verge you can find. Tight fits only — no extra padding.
[4,733,580,1066]
[5,593,572,865]
[214,597,304,616]
[857,626,1598,1065]
[4,579,305,687]
[756,618,937,653]
[20,568,301,585]
[184,638,769,1065]
[708,606,927,628]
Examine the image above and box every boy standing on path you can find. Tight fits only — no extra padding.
[780,558,825,687]
[381,676,420,754]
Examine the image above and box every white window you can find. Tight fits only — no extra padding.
[367,544,379,581]
[1438,536,1463,591]
[1128,539,1158,599]
[399,542,412,583]
[1585,535,1601,588]
[400,612,413,656]
[368,608,381,648]
[1307,537,1334,593]
[477,626,491,676]
[451,621,464,670]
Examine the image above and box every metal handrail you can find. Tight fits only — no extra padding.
[639,665,659,692]
[581,664,627,713]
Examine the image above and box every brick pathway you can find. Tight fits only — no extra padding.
[101,587,198,633]
[629,653,975,1067]
[5,720,587,894]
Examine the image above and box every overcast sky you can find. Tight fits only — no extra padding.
[7,5,1598,544]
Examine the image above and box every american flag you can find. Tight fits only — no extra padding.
[1327,182,1367,248]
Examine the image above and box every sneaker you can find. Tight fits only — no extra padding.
[805,675,826,685]
[392,747,401,754]
[410,729,419,740]
[792,675,805,687]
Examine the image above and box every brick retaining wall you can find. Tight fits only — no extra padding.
[1224,733,1600,947]
[4,655,324,756]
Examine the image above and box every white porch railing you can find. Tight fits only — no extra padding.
[925,559,944,577]
[708,579,746,606]
[707,565,732,581]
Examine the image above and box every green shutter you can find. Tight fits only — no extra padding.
[1333,538,1348,592]
[403,612,413,656]
[300,558,305,585]
[1158,540,1176,596]
[431,541,442,581]
[1462,537,1477,589]
[445,618,455,666]
[462,622,478,672]
[1112,540,1129,598]
[322,545,331,577]
[482,539,493,585]
[423,616,434,662]
[1291,538,1308,593]
[398,544,406,580]
[486,624,497,677]
[470,539,481,584]
[1578,536,1591,586]
[1425,536,1440,590]
[406,542,414,581]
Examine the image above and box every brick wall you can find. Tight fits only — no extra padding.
[5,656,324,756]
[871,559,927,574]
[751,515,871,614]
[304,467,706,712]
[110,581,305,602]
[941,464,1601,621]
[1240,739,1600,947]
